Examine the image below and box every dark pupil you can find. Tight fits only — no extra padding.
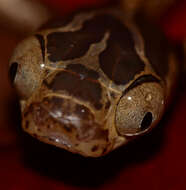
[141,112,153,130]
[9,62,18,84]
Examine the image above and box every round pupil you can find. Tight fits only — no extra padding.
[9,62,18,84]
[141,112,153,131]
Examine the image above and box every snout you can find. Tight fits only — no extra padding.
[22,95,109,157]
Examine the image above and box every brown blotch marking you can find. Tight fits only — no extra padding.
[66,64,99,80]
[46,15,105,61]
[35,34,45,61]
[135,16,170,80]
[46,13,144,85]
[91,145,99,152]
[123,74,160,95]
[99,15,145,85]
[47,71,103,110]
[47,14,139,62]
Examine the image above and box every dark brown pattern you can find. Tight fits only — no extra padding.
[46,71,103,109]
[47,13,145,86]
[99,15,145,85]
[46,15,107,61]
[135,16,170,80]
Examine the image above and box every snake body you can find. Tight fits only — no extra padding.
[9,7,179,157]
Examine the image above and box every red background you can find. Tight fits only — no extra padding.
[0,0,186,190]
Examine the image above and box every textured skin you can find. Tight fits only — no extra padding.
[9,7,179,157]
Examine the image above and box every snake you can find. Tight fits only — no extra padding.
[8,5,179,157]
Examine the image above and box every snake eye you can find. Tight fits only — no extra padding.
[115,82,165,136]
[9,62,18,84]
[9,36,45,99]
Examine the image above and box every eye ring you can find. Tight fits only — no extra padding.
[9,62,18,84]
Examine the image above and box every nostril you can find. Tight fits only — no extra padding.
[9,62,18,84]
[140,112,153,131]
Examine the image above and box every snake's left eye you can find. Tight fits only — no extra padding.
[115,82,165,136]
[9,62,18,84]
[9,36,45,99]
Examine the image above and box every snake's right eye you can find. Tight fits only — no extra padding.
[115,82,165,136]
[9,62,18,84]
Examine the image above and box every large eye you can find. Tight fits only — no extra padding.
[115,82,165,136]
[9,36,45,99]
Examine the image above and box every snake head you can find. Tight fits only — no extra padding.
[8,8,177,157]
